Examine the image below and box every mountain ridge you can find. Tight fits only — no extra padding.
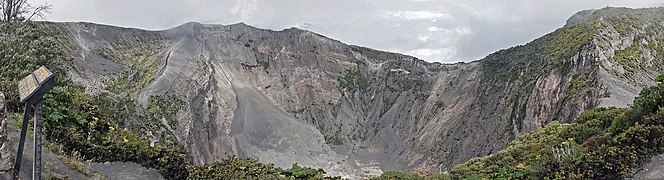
[2,7,661,179]
[53,7,664,176]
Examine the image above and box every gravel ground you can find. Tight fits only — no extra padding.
[630,154,664,180]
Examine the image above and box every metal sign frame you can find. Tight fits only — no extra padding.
[14,66,55,180]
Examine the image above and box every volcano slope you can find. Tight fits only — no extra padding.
[35,7,664,177]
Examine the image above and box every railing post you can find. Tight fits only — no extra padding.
[13,104,32,174]
[33,101,42,180]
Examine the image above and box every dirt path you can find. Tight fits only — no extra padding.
[6,117,163,179]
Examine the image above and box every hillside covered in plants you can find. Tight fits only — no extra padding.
[372,74,664,179]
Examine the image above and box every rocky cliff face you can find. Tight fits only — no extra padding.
[40,7,664,177]
[0,92,13,179]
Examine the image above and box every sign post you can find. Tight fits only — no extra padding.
[14,66,55,180]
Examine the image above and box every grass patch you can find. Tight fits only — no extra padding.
[339,69,368,93]
[435,101,445,111]
[147,95,184,129]
[187,157,340,179]
[326,136,343,145]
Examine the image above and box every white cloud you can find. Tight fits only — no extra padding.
[33,0,664,63]
[428,26,443,32]
[387,23,401,28]
[385,11,452,20]
[230,0,259,20]
[417,34,430,42]
[454,26,471,35]
[404,0,436,2]
[406,48,456,62]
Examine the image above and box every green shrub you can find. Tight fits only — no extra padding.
[326,136,343,145]
[43,87,190,179]
[147,94,184,129]
[372,171,423,180]
[435,101,445,110]
[339,69,368,92]
[188,158,340,180]
[187,157,282,180]
[277,163,333,179]
[575,107,626,129]
[560,119,602,144]
[656,74,664,83]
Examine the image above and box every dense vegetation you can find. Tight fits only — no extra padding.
[450,75,664,179]
[0,22,63,112]
[372,74,664,179]
[43,85,190,179]
[600,7,664,79]
[147,94,185,130]
[187,158,339,180]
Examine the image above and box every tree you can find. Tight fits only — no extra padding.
[0,0,51,31]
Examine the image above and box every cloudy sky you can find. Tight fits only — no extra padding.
[34,0,664,63]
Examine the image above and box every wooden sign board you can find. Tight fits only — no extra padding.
[34,66,53,84]
[18,74,38,103]
[18,66,54,103]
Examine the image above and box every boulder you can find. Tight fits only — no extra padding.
[0,92,14,179]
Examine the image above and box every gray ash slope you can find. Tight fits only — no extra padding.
[42,7,664,177]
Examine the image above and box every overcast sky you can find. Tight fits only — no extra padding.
[34,0,664,63]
